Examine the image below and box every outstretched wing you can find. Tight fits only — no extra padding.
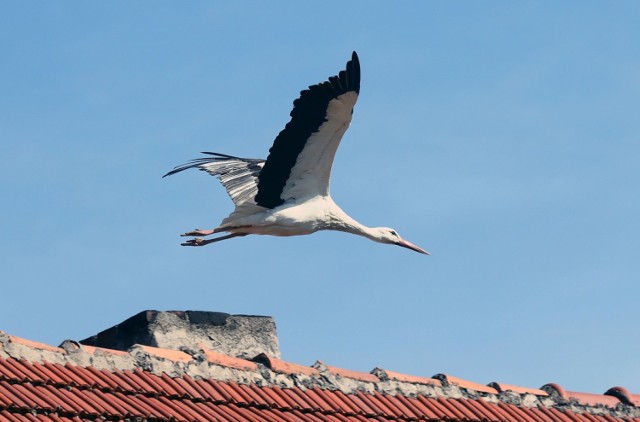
[254,52,361,209]
[163,153,265,207]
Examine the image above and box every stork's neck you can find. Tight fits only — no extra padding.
[328,212,383,242]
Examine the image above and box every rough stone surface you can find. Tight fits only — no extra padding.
[80,310,280,359]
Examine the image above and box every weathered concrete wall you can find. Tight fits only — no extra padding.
[80,310,280,359]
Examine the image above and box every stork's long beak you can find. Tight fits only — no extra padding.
[397,239,430,255]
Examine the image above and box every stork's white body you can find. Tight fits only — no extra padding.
[165,52,428,254]
[227,196,359,237]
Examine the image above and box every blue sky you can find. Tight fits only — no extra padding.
[2,2,639,394]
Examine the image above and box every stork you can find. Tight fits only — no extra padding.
[164,52,428,254]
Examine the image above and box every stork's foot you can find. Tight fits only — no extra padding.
[181,237,207,247]
[181,228,215,237]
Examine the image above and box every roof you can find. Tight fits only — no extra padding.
[1,330,639,422]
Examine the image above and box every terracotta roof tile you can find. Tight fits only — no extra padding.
[332,392,362,416]
[486,402,513,422]
[462,397,493,420]
[171,374,204,399]
[81,389,120,416]
[454,398,487,421]
[128,368,162,393]
[439,396,472,420]
[328,389,359,415]
[565,391,622,408]
[520,405,549,422]
[161,372,192,398]
[290,387,323,412]
[201,400,233,420]
[181,374,212,401]
[315,361,379,383]
[201,347,258,371]
[158,395,194,422]
[471,399,501,421]
[375,368,442,386]
[0,411,79,422]
[114,370,147,393]
[189,401,216,420]
[80,389,110,416]
[305,387,339,412]
[97,369,129,392]
[523,404,552,422]
[436,373,499,394]
[195,378,228,402]
[269,385,302,409]
[0,360,25,383]
[62,363,97,387]
[216,381,248,404]
[434,396,465,420]
[527,407,552,422]
[0,382,36,410]
[606,386,640,406]
[143,373,172,396]
[490,382,549,396]
[382,394,411,417]
[18,384,55,412]
[114,390,155,418]
[543,383,623,408]
[400,394,429,419]
[407,395,441,419]
[415,395,447,419]
[551,407,578,422]
[500,401,534,422]
[135,345,192,362]
[64,388,102,416]
[357,392,387,417]
[252,353,319,376]
[229,381,260,404]
[23,363,61,386]
[367,392,400,417]
[324,387,359,413]
[7,336,64,354]
[3,360,42,384]
[39,363,72,386]
[243,383,275,408]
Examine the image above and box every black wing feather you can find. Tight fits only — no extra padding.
[255,52,361,209]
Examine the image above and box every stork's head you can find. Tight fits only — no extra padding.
[374,227,430,255]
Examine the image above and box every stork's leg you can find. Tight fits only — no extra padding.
[181,228,216,237]
[181,233,248,247]
[181,225,252,237]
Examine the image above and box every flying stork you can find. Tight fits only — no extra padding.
[164,52,428,254]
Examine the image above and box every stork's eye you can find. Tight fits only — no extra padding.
[390,230,397,236]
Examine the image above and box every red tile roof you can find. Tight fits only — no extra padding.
[1,331,639,422]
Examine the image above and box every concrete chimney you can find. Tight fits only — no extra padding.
[80,310,280,359]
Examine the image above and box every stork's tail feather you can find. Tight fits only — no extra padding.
[163,152,263,177]
[164,152,240,178]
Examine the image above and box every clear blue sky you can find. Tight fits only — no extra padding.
[2,2,639,394]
